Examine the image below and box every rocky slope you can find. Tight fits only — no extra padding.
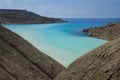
[82,23,120,41]
[0,9,64,24]
[0,25,65,80]
[1,9,120,80]
[55,38,120,80]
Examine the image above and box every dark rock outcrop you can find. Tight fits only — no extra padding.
[0,9,64,24]
[82,22,120,41]
[0,25,65,80]
[55,38,120,80]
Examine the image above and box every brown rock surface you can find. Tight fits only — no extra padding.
[55,38,120,80]
[82,22,120,41]
[0,25,65,80]
[0,66,17,80]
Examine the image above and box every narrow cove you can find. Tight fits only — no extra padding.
[4,18,119,67]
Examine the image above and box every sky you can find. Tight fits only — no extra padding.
[0,0,120,18]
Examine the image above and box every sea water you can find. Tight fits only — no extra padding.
[4,18,120,67]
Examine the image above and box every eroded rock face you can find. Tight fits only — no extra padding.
[82,23,120,41]
[0,66,17,80]
[0,25,65,80]
[55,38,120,80]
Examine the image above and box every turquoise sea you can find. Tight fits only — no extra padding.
[4,18,120,67]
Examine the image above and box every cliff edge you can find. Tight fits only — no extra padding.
[82,22,120,41]
[0,25,65,80]
[55,38,120,80]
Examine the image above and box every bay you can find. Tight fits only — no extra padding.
[4,18,120,67]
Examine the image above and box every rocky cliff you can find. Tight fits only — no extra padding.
[82,23,120,41]
[55,38,120,80]
[0,25,65,80]
[0,9,64,24]
[1,9,120,80]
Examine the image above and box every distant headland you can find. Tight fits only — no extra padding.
[0,9,65,24]
[82,22,120,41]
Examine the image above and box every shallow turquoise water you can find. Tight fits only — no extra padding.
[4,23,108,67]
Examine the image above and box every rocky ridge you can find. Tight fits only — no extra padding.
[0,25,65,80]
[0,9,64,24]
[82,22,120,41]
[55,38,120,80]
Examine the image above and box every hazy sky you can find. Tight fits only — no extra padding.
[0,0,120,18]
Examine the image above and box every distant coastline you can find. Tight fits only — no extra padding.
[0,9,65,24]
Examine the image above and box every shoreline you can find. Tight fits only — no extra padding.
[2,22,67,25]
[4,23,107,67]
[82,22,120,41]
[1,22,120,80]
[0,24,65,79]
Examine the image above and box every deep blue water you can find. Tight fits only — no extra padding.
[64,18,120,24]
[4,18,120,67]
